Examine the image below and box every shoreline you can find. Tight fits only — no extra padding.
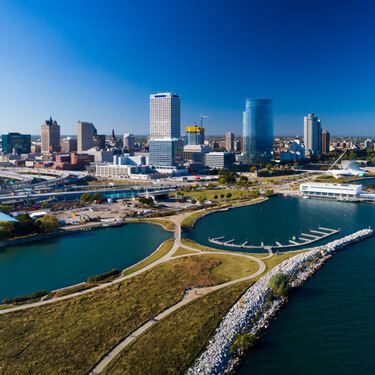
[182,197,269,232]
[188,228,374,375]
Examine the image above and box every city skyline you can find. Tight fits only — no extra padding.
[0,0,374,136]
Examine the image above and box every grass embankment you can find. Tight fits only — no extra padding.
[103,280,253,375]
[123,239,174,276]
[128,218,175,232]
[0,256,228,374]
[102,251,302,374]
[172,247,198,257]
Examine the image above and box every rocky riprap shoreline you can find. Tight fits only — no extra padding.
[188,228,374,375]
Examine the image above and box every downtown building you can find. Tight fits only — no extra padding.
[41,117,61,153]
[1,132,31,155]
[77,121,96,153]
[303,113,322,157]
[242,99,274,164]
[148,92,184,172]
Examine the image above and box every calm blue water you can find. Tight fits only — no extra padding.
[0,223,170,300]
[185,196,375,374]
[239,237,375,374]
[185,197,374,252]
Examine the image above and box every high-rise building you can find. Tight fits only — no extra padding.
[94,134,106,150]
[41,117,60,153]
[185,126,205,145]
[77,121,96,153]
[225,131,235,152]
[123,133,135,151]
[1,133,31,155]
[322,129,330,154]
[304,113,322,157]
[364,138,373,150]
[242,99,273,164]
[150,92,180,139]
[148,138,183,167]
[60,137,77,153]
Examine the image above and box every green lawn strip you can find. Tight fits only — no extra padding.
[209,254,259,281]
[171,247,198,257]
[0,257,226,374]
[122,239,174,276]
[128,218,175,232]
[103,280,253,375]
[103,251,304,375]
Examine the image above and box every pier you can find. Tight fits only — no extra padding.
[209,226,340,250]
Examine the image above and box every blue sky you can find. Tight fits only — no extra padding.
[0,0,374,136]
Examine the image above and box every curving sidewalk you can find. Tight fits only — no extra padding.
[0,210,264,315]
[89,251,266,374]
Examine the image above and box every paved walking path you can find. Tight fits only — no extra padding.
[89,251,265,374]
[0,209,263,315]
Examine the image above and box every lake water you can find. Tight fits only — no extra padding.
[185,196,375,374]
[0,223,170,300]
[185,197,374,252]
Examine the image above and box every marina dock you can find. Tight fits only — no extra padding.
[208,226,340,250]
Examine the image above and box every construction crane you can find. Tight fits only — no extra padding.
[200,114,209,127]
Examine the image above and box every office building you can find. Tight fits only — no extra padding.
[322,129,330,154]
[60,138,77,153]
[150,92,180,139]
[41,117,61,153]
[225,131,235,151]
[304,113,322,157]
[300,182,363,200]
[1,133,31,154]
[242,99,273,164]
[123,133,135,151]
[204,151,235,169]
[364,138,373,150]
[77,121,96,153]
[186,126,205,145]
[149,138,183,167]
[93,134,106,150]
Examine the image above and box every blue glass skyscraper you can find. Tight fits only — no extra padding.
[242,99,273,164]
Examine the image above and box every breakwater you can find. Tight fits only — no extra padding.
[188,228,374,375]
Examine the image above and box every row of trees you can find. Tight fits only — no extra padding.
[79,193,104,204]
[0,214,60,240]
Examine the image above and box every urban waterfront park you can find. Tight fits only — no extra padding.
[0,196,374,374]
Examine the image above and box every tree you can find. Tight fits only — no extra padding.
[268,273,290,297]
[213,194,218,199]
[92,193,103,202]
[80,193,92,204]
[220,193,225,199]
[138,197,154,206]
[226,192,232,199]
[218,176,226,185]
[36,215,61,233]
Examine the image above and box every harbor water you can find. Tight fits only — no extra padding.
[0,223,170,300]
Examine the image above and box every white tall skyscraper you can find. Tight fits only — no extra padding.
[150,92,180,139]
[304,113,322,157]
[77,121,96,153]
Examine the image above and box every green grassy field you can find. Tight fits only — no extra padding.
[130,218,175,232]
[0,256,227,374]
[171,247,198,257]
[103,251,302,374]
[103,280,253,375]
